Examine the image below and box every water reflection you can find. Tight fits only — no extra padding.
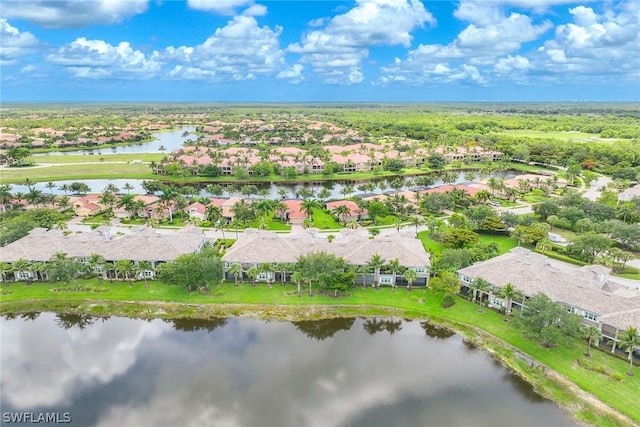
[292,318,355,340]
[166,317,227,333]
[0,314,575,427]
[420,320,455,339]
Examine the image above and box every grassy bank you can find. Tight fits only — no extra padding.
[1,161,558,185]
[1,279,638,426]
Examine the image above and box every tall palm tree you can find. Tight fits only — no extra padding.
[13,258,32,281]
[0,261,12,284]
[115,260,134,283]
[291,270,303,297]
[403,268,417,291]
[228,263,244,286]
[206,205,222,224]
[0,184,12,213]
[332,205,350,224]
[246,266,259,287]
[158,187,178,222]
[123,182,134,194]
[619,326,639,376]
[367,253,386,289]
[25,188,44,207]
[581,325,603,357]
[470,277,491,306]
[45,181,57,195]
[88,253,105,281]
[499,282,520,318]
[274,262,289,286]
[301,198,319,220]
[387,258,402,290]
[136,260,153,282]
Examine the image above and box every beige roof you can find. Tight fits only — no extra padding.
[458,248,640,330]
[0,226,205,263]
[221,229,430,268]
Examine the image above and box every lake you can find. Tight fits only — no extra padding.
[33,126,198,156]
[0,314,575,427]
[10,170,519,200]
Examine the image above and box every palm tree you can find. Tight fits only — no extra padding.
[260,262,275,287]
[403,268,417,291]
[300,198,319,220]
[274,262,289,285]
[253,199,274,218]
[115,260,134,283]
[246,266,259,286]
[123,182,134,194]
[88,253,105,281]
[228,263,244,286]
[158,187,178,222]
[619,326,639,376]
[581,325,603,357]
[277,187,288,199]
[387,258,402,290]
[332,205,350,224]
[59,183,70,195]
[0,261,12,284]
[25,188,44,207]
[206,205,222,225]
[13,258,31,281]
[407,216,424,235]
[475,190,491,204]
[499,282,520,318]
[45,181,57,195]
[291,270,303,297]
[0,184,12,213]
[470,277,491,306]
[136,260,153,282]
[367,253,386,289]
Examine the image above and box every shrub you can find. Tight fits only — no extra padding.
[441,293,456,309]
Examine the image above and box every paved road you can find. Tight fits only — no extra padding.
[582,175,612,201]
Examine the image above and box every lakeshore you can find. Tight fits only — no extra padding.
[1,280,638,427]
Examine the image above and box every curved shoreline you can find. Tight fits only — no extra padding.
[0,298,635,427]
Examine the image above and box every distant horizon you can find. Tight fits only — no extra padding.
[2,1,638,102]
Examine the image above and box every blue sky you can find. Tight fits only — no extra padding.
[1,0,639,102]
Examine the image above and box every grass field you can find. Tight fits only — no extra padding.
[1,279,638,426]
[312,208,342,229]
[33,153,164,163]
[417,231,518,256]
[500,130,626,142]
[1,163,156,183]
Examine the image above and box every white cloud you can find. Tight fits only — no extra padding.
[288,0,434,84]
[277,64,304,83]
[535,1,640,81]
[242,4,267,17]
[0,19,38,66]
[378,0,552,86]
[46,37,162,78]
[187,0,256,15]
[163,15,284,81]
[494,55,530,73]
[0,0,148,28]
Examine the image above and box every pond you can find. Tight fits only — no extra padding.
[33,126,197,156]
[0,314,575,427]
[10,170,519,200]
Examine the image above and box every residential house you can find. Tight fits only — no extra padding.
[221,229,430,286]
[457,247,640,349]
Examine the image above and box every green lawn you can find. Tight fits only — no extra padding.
[1,163,156,183]
[500,130,626,142]
[417,231,518,257]
[247,214,292,231]
[1,279,638,425]
[33,153,164,163]
[417,231,444,255]
[478,233,518,254]
[312,208,342,229]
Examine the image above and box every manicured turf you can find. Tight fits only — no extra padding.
[478,233,518,253]
[1,279,638,425]
[33,153,164,163]
[500,130,627,142]
[311,208,342,229]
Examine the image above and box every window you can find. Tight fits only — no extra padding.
[96,266,104,273]
[460,275,473,284]
[143,271,154,278]
[17,271,31,279]
[379,276,393,284]
[492,297,504,307]
[413,267,427,274]
[78,257,89,264]
[567,305,577,314]
[584,312,598,321]
[257,272,269,280]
